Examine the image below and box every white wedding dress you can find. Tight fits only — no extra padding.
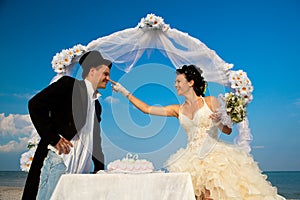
[165,97,285,199]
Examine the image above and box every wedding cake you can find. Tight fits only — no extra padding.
[107,153,154,173]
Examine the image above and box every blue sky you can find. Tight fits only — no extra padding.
[0,0,299,171]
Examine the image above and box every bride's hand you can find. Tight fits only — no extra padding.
[109,79,130,97]
[210,112,232,134]
[209,112,221,126]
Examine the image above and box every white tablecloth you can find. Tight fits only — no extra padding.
[50,172,195,200]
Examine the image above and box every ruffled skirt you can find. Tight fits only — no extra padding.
[165,141,285,200]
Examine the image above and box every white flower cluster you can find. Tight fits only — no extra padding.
[51,44,86,74]
[229,70,253,104]
[219,64,253,124]
[20,131,41,172]
[137,13,170,32]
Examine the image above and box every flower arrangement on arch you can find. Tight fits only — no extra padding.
[229,70,253,104]
[218,64,253,125]
[137,13,170,32]
[51,44,86,74]
[20,131,41,172]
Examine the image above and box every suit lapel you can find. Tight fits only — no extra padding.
[78,80,88,114]
[95,100,101,122]
[72,80,88,131]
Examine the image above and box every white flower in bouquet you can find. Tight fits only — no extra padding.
[225,92,247,123]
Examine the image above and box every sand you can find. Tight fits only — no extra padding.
[0,187,23,200]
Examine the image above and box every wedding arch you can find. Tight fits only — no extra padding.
[21,14,253,171]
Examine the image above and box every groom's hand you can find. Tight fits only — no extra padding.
[55,137,73,155]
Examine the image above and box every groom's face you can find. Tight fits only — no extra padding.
[95,65,111,89]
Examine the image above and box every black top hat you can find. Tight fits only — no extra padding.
[79,50,112,70]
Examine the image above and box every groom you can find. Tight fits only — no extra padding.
[22,50,112,200]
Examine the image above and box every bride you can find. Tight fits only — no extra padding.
[111,64,285,200]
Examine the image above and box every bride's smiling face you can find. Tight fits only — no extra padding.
[175,74,192,96]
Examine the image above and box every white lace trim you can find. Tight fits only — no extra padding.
[217,94,233,128]
[234,117,253,154]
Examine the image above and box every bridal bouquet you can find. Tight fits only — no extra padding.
[218,66,253,126]
[225,92,246,123]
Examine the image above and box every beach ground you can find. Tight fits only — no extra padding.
[0,187,23,200]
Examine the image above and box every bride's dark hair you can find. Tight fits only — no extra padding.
[176,65,207,96]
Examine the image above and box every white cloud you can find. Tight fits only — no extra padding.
[0,137,28,152]
[0,113,35,153]
[104,96,120,104]
[0,113,34,137]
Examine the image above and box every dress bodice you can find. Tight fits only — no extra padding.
[178,98,218,149]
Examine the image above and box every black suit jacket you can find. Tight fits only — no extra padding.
[22,76,104,200]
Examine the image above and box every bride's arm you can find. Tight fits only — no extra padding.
[127,93,179,117]
[112,81,179,117]
[205,96,232,135]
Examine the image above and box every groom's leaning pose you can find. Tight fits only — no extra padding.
[22,50,112,200]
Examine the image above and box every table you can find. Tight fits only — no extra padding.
[50,172,195,200]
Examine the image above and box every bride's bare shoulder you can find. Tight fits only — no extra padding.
[203,96,219,111]
[203,96,217,102]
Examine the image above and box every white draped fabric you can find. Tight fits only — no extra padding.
[86,28,230,86]
[53,14,252,154]
[85,24,252,153]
